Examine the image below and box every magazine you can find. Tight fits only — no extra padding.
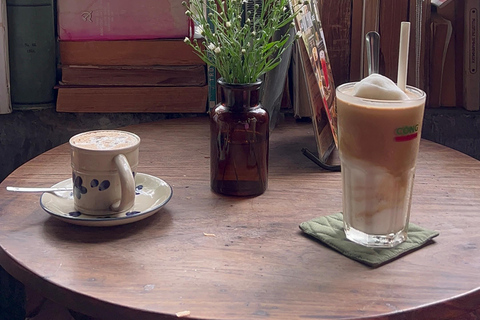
[291,0,338,162]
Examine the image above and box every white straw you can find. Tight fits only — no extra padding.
[397,21,410,92]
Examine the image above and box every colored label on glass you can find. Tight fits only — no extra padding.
[395,124,419,142]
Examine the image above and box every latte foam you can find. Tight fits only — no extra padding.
[70,130,139,150]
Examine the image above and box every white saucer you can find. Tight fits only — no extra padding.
[40,173,173,227]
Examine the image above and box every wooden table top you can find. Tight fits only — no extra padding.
[0,115,479,320]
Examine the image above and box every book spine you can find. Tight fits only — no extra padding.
[60,65,207,87]
[436,0,459,107]
[207,65,217,110]
[56,86,209,113]
[206,4,217,110]
[57,0,190,41]
[291,42,312,118]
[463,0,480,111]
[429,13,452,108]
[0,0,11,114]
[7,0,56,109]
[59,40,204,66]
[454,0,465,107]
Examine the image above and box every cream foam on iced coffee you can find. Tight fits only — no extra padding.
[70,130,139,151]
[353,73,409,100]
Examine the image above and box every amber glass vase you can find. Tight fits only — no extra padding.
[210,78,269,196]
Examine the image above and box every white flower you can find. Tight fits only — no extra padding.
[241,48,246,54]
[252,31,256,36]
[226,21,231,28]
[208,43,216,50]
[214,47,221,54]
[296,31,302,38]
[184,37,190,43]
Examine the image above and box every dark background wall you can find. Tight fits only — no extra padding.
[1,108,479,184]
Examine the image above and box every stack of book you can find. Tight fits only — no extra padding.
[55,0,208,113]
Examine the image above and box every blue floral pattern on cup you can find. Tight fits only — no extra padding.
[72,173,112,200]
[73,173,87,199]
[68,184,144,217]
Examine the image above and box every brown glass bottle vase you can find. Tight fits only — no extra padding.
[210,78,269,196]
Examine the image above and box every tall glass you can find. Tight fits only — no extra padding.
[336,83,426,247]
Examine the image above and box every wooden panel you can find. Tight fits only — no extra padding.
[319,0,352,85]
[350,0,364,81]
[379,0,409,82]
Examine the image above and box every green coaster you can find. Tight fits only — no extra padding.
[300,212,439,268]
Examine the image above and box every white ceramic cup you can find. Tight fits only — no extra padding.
[69,130,140,216]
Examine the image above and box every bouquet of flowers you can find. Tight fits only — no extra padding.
[183,0,306,84]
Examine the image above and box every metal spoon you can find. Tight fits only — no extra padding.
[366,31,380,75]
[6,186,72,193]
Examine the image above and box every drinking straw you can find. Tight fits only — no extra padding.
[397,21,411,92]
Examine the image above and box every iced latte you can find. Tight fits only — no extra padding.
[336,76,426,247]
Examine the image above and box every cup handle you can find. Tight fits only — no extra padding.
[110,154,135,212]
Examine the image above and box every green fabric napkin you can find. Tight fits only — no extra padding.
[300,212,439,268]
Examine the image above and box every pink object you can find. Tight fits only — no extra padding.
[57,0,192,40]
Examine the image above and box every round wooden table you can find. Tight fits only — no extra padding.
[0,116,479,320]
